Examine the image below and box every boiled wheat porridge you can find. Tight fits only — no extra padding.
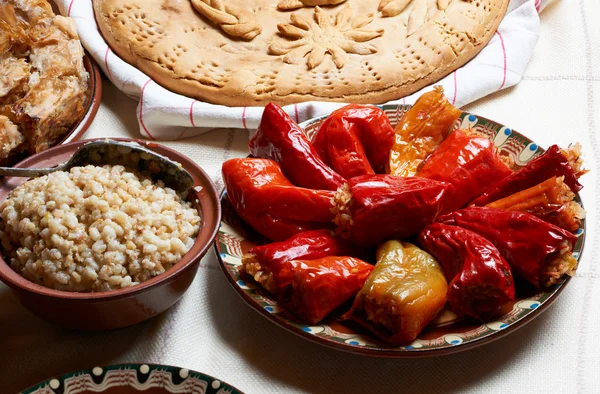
[0,165,201,292]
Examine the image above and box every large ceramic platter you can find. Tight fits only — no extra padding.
[215,105,585,357]
[21,363,244,394]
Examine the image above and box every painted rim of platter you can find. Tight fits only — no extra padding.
[21,363,244,394]
[215,105,585,357]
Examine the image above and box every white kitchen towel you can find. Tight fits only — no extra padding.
[58,0,550,140]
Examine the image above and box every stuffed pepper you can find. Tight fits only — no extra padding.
[388,86,462,176]
[417,129,512,213]
[543,202,585,233]
[419,223,515,321]
[471,144,586,206]
[274,256,374,324]
[485,176,585,232]
[332,174,450,247]
[438,207,578,288]
[241,229,362,294]
[222,158,335,241]
[342,240,448,344]
[312,104,395,177]
[249,102,345,191]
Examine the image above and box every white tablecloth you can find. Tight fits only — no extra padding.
[2,1,600,393]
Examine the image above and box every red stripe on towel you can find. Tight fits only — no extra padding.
[189,100,197,127]
[242,107,248,129]
[294,104,299,123]
[139,79,155,140]
[452,71,458,105]
[496,31,507,90]
[67,0,75,16]
[103,47,114,82]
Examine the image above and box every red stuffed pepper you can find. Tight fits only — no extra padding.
[272,256,374,324]
[418,129,512,213]
[471,144,586,206]
[438,207,578,288]
[249,103,345,191]
[419,223,515,321]
[543,202,585,233]
[222,158,335,241]
[312,104,395,177]
[241,229,362,294]
[332,174,450,247]
[485,176,585,232]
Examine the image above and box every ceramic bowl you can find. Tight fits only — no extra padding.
[215,105,585,357]
[20,363,244,394]
[0,138,221,330]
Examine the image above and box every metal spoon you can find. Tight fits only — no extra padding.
[0,140,195,195]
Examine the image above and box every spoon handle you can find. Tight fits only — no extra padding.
[0,167,61,178]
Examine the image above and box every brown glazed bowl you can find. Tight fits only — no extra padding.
[0,138,221,330]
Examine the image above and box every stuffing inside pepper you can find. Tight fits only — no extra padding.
[242,254,278,294]
[540,242,579,287]
[561,143,587,179]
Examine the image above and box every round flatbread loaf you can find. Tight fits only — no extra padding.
[94,0,509,106]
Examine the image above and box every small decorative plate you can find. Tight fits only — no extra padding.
[21,363,244,394]
[215,105,585,357]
